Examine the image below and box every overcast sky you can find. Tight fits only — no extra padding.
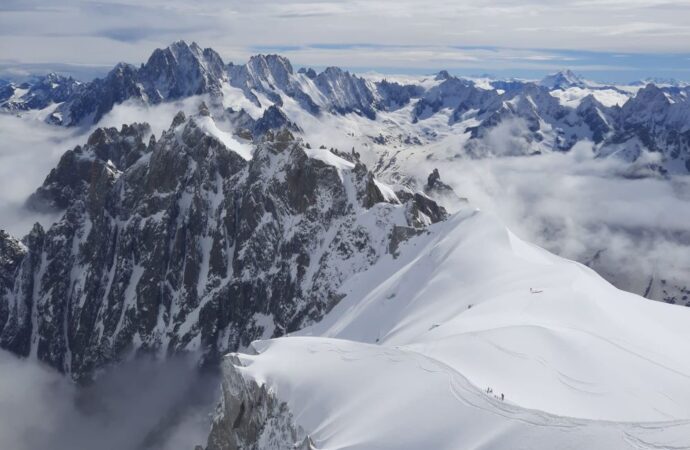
[2,0,690,81]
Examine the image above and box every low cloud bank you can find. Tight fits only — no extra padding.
[423,142,690,301]
[0,350,218,450]
[0,97,210,238]
[0,114,86,236]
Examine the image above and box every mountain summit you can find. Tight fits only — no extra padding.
[539,69,586,89]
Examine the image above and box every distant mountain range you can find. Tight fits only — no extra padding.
[3,41,690,176]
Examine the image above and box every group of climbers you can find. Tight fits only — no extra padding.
[486,387,504,401]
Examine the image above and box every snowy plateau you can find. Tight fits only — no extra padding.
[1,41,690,450]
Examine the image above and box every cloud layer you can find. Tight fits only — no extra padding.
[421,141,690,300]
[2,0,690,81]
[0,350,218,450]
[0,113,88,236]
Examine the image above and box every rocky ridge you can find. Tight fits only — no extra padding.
[0,105,447,381]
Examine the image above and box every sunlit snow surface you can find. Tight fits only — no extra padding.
[550,86,632,107]
[195,115,253,160]
[231,211,690,449]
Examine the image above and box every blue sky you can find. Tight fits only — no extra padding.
[1,0,690,83]
[251,44,690,83]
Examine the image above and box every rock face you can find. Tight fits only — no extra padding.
[602,84,690,172]
[0,232,27,347]
[228,54,320,114]
[413,76,499,123]
[37,42,385,126]
[48,41,227,125]
[27,122,152,211]
[0,110,446,381]
[314,67,378,119]
[205,352,313,450]
[424,168,456,198]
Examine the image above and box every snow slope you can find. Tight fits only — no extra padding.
[225,210,690,448]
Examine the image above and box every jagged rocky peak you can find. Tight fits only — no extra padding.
[228,53,322,114]
[315,66,377,118]
[376,79,424,111]
[576,95,614,143]
[253,105,300,137]
[425,168,454,195]
[140,40,227,101]
[435,69,452,81]
[621,83,671,122]
[48,40,227,126]
[0,111,447,381]
[48,62,144,126]
[539,69,586,90]
[222,104,301,140]
[246,54,294,79]
[228,53,295,101]
[297,67,317,79]
[413,75,497,123]
[27,122,152,211]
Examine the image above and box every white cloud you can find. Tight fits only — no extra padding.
[0,349,218,450]
[1,0,690,72]
[423,141,690,300]
[0,114,87,236]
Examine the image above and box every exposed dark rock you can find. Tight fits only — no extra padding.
[0,114,447,382]
[48,41,226,126]
[252,105,300,137]
[298,67,317,79]
[27,123,151,211]
[425,168,454,196]
[315,67,378,119]
[205,353,313,450]
[376,79,424,111]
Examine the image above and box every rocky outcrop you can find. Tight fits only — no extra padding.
[0,109,446,382]
[253,105,300,137]
[0,231,27,343]
[425,168,454,197]
[27,122,151,211]
[205,353,313,450]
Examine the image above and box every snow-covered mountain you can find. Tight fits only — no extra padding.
[2,39,690,449]
[205,210,690,449]
[0,103,446,381]
[539,69,587,89]
[0,72,82,112]
[5,42,689,176]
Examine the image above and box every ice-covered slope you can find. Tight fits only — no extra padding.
[221,338,690,450]
[306,211,690,421]
[208,210,690,449]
